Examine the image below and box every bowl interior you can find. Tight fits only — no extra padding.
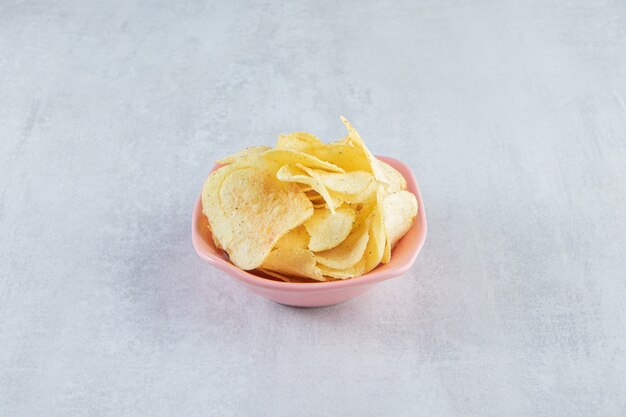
[192,156,427,290]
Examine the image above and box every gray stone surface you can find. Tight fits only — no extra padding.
[1,0,625,416]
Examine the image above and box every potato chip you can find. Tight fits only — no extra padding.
[216,146,271,165]
[315,223,369,269]
[261,247,323,280]
[202,157,313,270]
[377,160,407,193]
[365,197,387,270]
[303,169,374,196]
[276,132,323,151]
[258,268,291,282]
[314,144,371,172]
[381,190,418,262]
[278,132,370,172]
[318,206,385,279]
[304,207,355,252]
[305,191,325,201]
[276,164,340,213]
[340,116,386,178]
[262,148,344,173]
[273,225,309,249]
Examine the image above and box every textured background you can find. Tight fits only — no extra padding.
[1,0,625,416]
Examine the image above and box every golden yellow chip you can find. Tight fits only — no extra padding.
[261,247,323,281]
[216,146,272,165]
[276,164,340,213]
[381,190,418,262]
[262,148,344,173]
[304,207,355,252]
[278,131,370,172]
[305,169,374,195]
[276,132,323,151]
[258,268,291,282]
[273,225,309,249]
[314,223,369,269]
[377,160,407,193]
[318,207,384,279]
[202,157,313,270]
[340,116,386,178]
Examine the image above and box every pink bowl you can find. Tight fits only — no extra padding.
[191,156,427,307]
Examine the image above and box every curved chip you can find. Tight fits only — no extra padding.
[276,164,340,213]
[278,131,370,172]
[314,223,369,269]
[262,148,344,173]
[261,247,323,281]
[273,225,310,249]
[381,190,418,262]
[377,160,407,193]
[202,159,313,270]
[216,146,271,165]
[319,205,386,279]
[276,132,323,151]
[303,169,374,196]
[304,207,356,252]
[258,268,291,282]
[340,116,386,178]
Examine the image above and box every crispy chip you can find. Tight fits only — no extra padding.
[304,207,355,252]
[340,116,386,178]
[319,203,386,279]
[276,132,323,151]
[216,146,271,165]
[273,225,309,249]
[381,190,418,262]
[261,247,323,280]
[258,268,291,282]
[305,169,374,195]
[202,157,313,270]
[377,160,407,193]
[262,149,344,173]
[315,223,369,269]
[276,164,340,213]
[278,131,370,172]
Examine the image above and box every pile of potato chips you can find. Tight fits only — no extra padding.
[202,117,418,282]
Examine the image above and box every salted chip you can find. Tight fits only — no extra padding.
[313,143,371,172]
[365,198,388,270]
[262,148,344,173]
[261,247,323,281]
[318,206,385,279]
[258,268,291,282]
[278,132,370,172]
[276,164,340,213]
[216,146,271,165]
[305,169,374,195]
[381,190,418,262]
[340,116,386,178]
[304,207,356,252]
[273,225,309,249]
[377,160,407,193]
[202,157,313,270]
[315,223,369,269]
[276,132,323,151]
[318,263,365,280]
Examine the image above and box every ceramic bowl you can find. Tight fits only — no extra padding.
[192,156,427,307]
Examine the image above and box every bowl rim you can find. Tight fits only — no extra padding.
[191,155,427,291]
